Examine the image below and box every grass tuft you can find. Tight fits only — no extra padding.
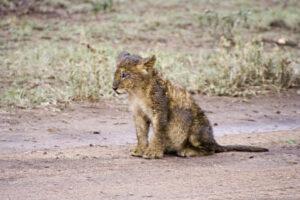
[155,40,294,97]
[0,41,118,108]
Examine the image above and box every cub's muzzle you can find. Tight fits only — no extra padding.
[112,86,118,91]
[112,81,120,94]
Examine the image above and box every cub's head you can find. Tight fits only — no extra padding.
[112,52,156,94]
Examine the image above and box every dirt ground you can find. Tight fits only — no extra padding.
[1,91,300,200]
[1,1,300,199]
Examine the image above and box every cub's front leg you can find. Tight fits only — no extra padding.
[131,109,150,157]
[143,112,166,159]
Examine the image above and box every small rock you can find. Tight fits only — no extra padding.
[142,195,153,198]
[93,131,100,134]
[213,123,218,126]
[47,127,60,133]
[276,110,281,114]
[82,156,89,159]
[249,156,254,159]
[278,37,287,44]
[89,144,94,147]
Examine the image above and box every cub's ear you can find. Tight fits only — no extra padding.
[142,55,156,69]
[117,51,130,62]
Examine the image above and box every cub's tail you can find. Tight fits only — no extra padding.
[215,144,268,153]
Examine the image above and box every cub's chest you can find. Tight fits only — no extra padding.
[129,96,153,118]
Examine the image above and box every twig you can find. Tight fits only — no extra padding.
[81,42,96,53]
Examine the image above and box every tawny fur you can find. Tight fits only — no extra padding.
[112,52,268,159]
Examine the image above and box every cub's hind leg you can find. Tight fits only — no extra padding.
[188,126,217,155]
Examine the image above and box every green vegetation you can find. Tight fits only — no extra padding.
[151,39,294,96]
[0,0,114,14]
[0,41,117,107]
[198,5,300,41]
[0,0,299,108]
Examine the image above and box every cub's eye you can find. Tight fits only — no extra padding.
[121,72,129,79]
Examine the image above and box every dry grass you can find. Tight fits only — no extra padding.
[0,41,118,108]
[0,39,295,108]
[0,0,299,108]
[154,39,294,96]
[0,0,114,14]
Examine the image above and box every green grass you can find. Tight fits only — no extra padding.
[197,6,300,42]
[155,39,294,96]
[0,0,114,14]
[0,41,118,108]
[0,38,295,108]
[0,0,299,108]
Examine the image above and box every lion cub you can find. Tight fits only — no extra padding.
[112,52,268,159]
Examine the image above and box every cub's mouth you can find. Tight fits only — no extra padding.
[114,90,121,95]
[113,88,126,95]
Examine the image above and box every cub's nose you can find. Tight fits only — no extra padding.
[112,86,118,91]
[112,80,120,92]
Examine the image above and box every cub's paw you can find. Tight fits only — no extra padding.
[130,146,146,157]
[142,148,163,159]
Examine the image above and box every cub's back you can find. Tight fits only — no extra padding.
[164,79,195,110]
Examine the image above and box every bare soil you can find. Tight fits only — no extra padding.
[1,91,300,199]
[1,1,300,199]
